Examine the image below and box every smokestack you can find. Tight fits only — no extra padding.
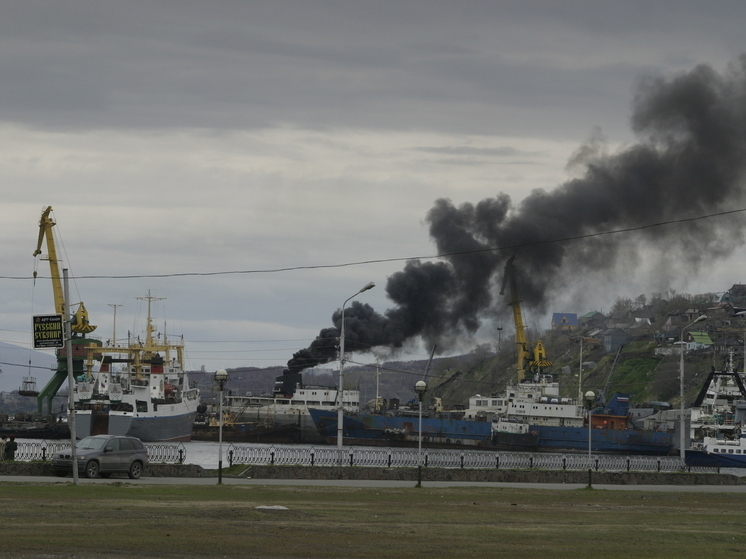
[289,57,746,372]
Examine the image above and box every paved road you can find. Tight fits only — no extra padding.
[2,475,745,492]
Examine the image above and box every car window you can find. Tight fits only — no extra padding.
[130,439,144,450]
[105,439,120,452]
[77,437,107,450]
[119,439,133,451]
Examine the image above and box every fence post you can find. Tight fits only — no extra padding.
[530,456,534,469]
[460,454,464,469]
[311,452,315,467]
[228,449,234,467]
[627,458,630,472]
[562,457,566,470]
[271,451,275,465]
[178,448,184,464]
[41,446,47,462]
[387,451,392,468]
[595,458,599,471]
[657,459,661,473]
[349,451,354,467]
[425,453,428,468]
[496,454,500,470]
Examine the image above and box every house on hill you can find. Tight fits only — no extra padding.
[580,311,606,328]
[603,328,629,353]
[551,313,578,332]
[685,331,713,351]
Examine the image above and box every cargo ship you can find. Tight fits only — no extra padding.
[193,370,360,444]
[469,379,675,455]
[307,407,539,450]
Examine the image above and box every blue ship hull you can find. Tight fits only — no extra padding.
[308,408,538,450]
[534,425,675,455]
[309,408,674,455]
[685,448,746,468]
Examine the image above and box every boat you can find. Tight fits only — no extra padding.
[685,355,746,467]
[192,370,360,444]
[307,406,539,450]
[72,293,201,442]
[685,433,746,467]
[471,377,676,455]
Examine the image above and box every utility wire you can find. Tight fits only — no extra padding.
[4,207,744,281]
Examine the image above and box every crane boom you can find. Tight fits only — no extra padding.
[500,255,552,382]
[33,206,96,334]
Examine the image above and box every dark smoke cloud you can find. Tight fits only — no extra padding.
[288,56,746,373]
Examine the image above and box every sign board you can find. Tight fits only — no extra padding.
[33,314,65,349]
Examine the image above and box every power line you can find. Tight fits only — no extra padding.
[4,207,744,281]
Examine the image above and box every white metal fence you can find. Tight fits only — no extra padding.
[10,440,722,474]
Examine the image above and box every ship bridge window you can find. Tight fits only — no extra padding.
[136,400,148,413]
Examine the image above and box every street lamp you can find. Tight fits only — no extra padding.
[584,390,596,458]
[415,380,427,487]
[337,282,375,457]
[679,315,707,461]
[214,368,228,484]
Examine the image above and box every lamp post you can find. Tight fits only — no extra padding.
[679,315,707,461]
[415,380,427,487]
[214,368,228,484]
[337,282,375,458]
[584,390,595,458]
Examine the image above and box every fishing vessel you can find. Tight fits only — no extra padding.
[469,378,675,455]
[685,357,746,467]
[193,371,360,444]
[31,207,199,442]
[73,293,201,442]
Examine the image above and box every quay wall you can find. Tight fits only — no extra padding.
[1,461,741,485]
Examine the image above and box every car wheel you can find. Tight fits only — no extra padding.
[128,461,143,480]
[84,460,100,479]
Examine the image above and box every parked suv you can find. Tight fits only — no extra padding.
[52,435,149,479]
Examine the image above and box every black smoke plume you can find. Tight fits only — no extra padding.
[287,57,746,373]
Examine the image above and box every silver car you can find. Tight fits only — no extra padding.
[52,435,149,479]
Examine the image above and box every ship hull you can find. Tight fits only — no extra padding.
[534,425,675,455]
[308,408,538,450]
[685,449,746,468]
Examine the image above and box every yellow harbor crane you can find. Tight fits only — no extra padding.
[33,206,96,334]
[500,255,552,382]
[32,206,101,415]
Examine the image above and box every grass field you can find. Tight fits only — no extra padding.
[0,482,744,558]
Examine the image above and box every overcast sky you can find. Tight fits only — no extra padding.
[2,1,746,384]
